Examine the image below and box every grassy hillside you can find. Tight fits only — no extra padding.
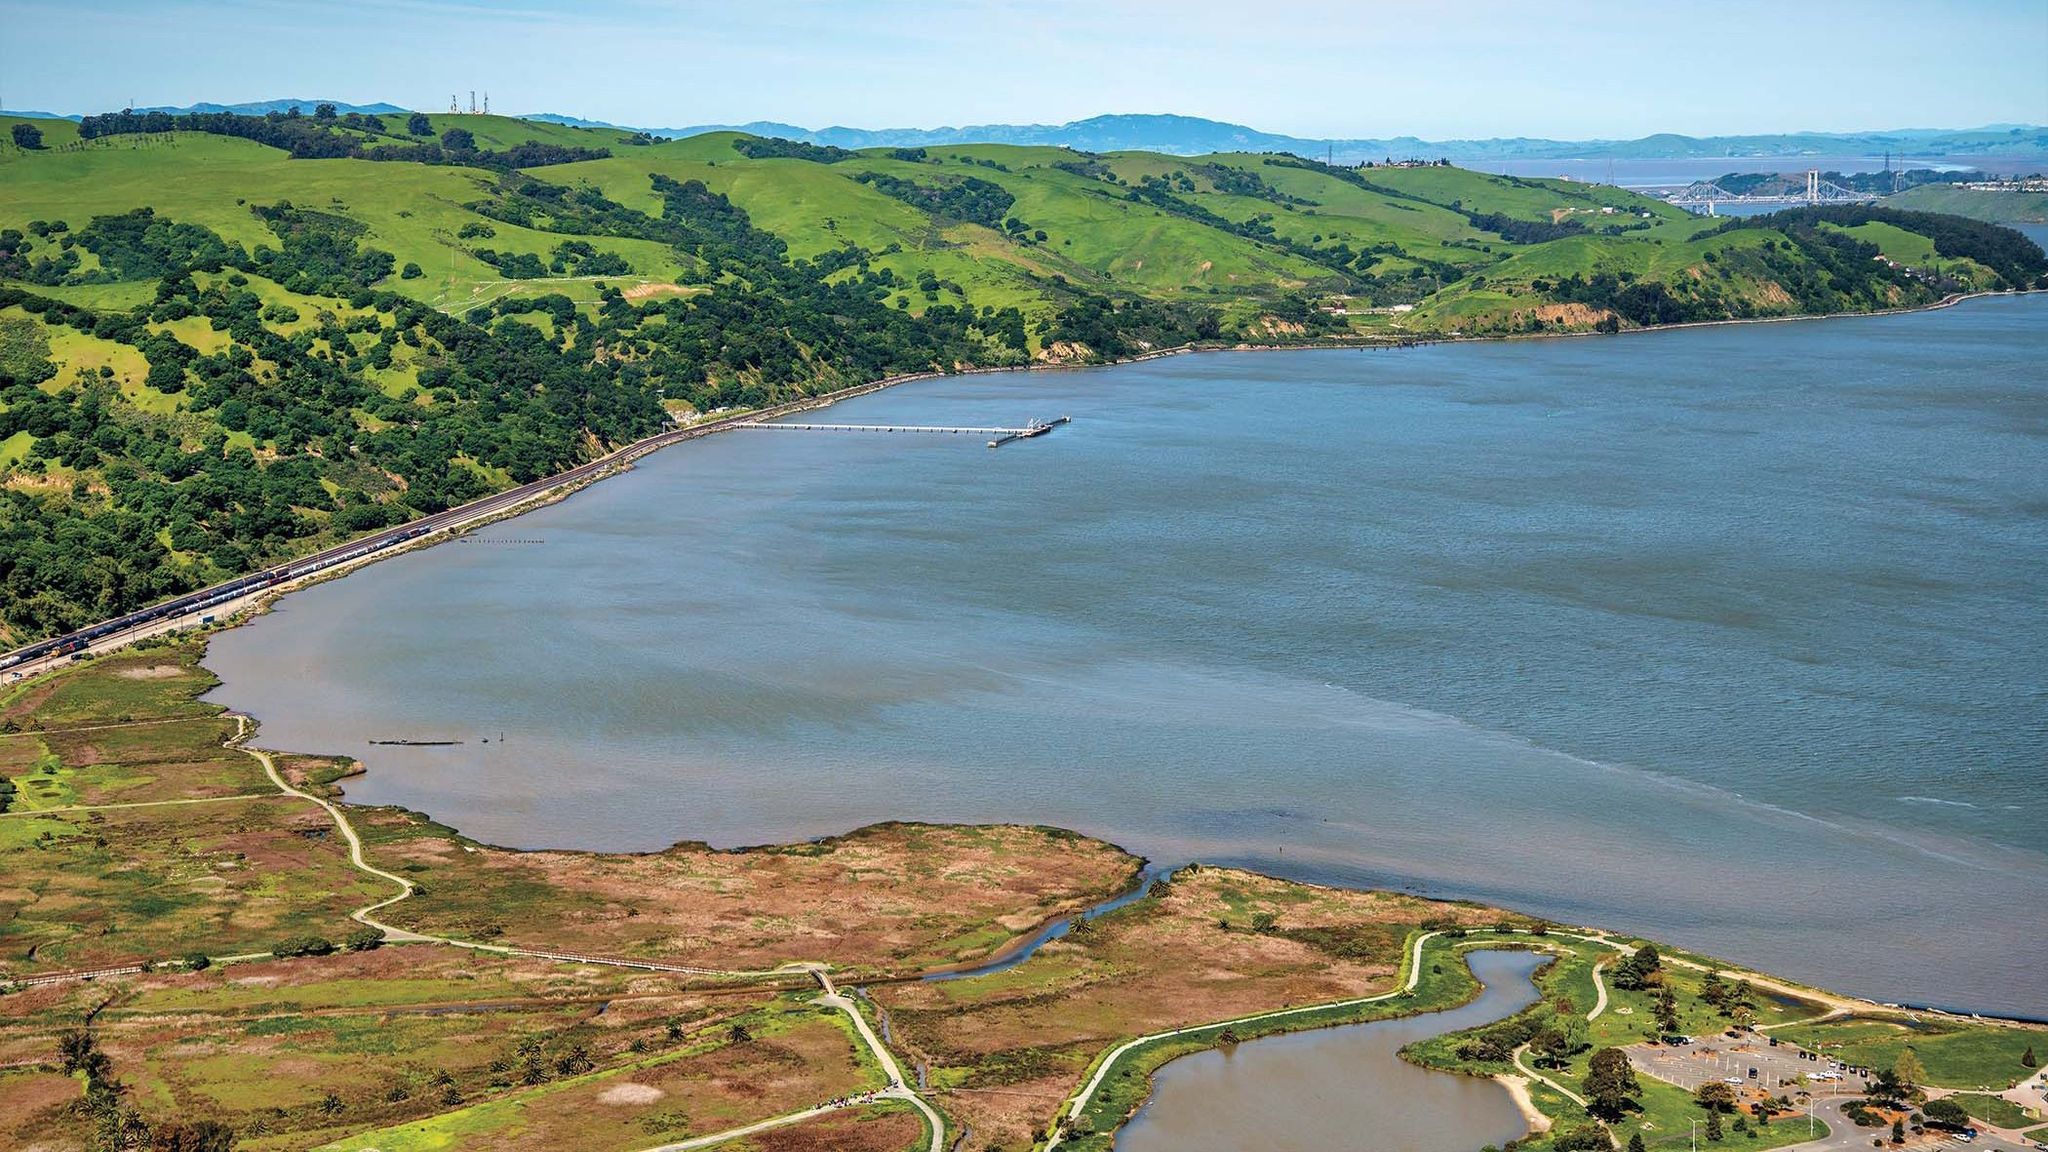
[2,110,2044,644]
[1885,184,2048,224]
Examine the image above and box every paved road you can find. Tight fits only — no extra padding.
[1514,1042,1589,1107]
[814,969,946,1152]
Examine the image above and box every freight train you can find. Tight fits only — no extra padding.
[0,525,455,674]
[1,366,935,677]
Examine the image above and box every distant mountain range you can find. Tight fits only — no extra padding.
[12,101,2043,161]
[526,112,2048,162]
[9,99,405,121]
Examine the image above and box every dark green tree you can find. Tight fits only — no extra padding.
[11,122,44,149]
[1700,970,1729,1007]
[1922,1099,1969,1129]
[407,112,432,135]
[1655,986,1681,1033]
[1584,1047,1641,1119]
[1694,1081,1738,1113]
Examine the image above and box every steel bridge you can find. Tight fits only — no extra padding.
[1667,170,1881,214]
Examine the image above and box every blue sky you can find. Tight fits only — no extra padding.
[5,0,2044,137]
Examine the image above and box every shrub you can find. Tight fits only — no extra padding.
[271,935,337,958]
[1920,1099,1968,1130]
[1553,1125,1614,1151]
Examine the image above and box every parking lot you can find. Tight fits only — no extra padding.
[1630,1031,1870,1098]
[1626,1033,2038,1152]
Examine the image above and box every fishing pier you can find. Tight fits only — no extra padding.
[736,415,1070,448]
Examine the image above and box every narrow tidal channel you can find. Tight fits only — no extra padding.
[1115,949,1547,1152]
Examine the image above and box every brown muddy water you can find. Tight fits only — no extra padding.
[1116,948,1549,1151]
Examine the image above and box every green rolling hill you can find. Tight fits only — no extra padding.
[1884,183,2048,224]
[2,109,2044,645]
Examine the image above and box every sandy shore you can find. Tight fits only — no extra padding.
[1496,1073,1554,1134]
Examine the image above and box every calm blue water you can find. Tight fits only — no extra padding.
[1483,155,2046,188]
[207,296,2048,1017]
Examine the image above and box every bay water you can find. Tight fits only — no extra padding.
[206,296,2048,1016]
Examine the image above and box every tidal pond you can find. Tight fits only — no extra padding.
[1117,948,1549,1152]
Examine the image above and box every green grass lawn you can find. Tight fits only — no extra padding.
[1945,1091,2040,1130]
[1771,1015,2044,1091]
[1827,220,1940,264]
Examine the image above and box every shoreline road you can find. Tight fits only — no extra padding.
[5,290,2022,685]
[0,365,948,683]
